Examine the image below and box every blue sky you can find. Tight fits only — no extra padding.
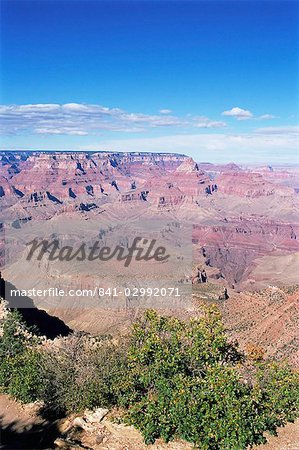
[0,0,298,163]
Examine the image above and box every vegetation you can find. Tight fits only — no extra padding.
[120,308,299,448]
[39,334,127,414]
[0,310,43,402]
[0,306,298,449]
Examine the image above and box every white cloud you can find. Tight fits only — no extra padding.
[222,107,253,120]
[0,103,226,136]
[79,131,299,164]
[16,104,61,113]
[254,125,299,135]
[62,103,91,112]
[258,114,276,120]
[194,116,227,128]
[35,127,88,136]
[159,109,172,114]
[222,108,277,122]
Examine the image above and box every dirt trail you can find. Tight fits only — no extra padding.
[1,394,298,450]
[0,394,59,449]
[255,420,299,450]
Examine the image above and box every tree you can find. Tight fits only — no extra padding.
[120,307,299,449]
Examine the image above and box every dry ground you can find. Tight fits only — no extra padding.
[0,394,298,450]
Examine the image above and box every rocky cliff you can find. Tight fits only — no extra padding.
[1,151,298,290]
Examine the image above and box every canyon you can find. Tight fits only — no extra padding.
[0,150,298,364]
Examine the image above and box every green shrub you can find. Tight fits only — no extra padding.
[254,361,299,430]
[0,306,298,449]
[120,307,299,449]
[0,310,43,402]
[5,349,44,403]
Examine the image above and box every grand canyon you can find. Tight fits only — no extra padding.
[0,150,298,366]
[1,1,298,448]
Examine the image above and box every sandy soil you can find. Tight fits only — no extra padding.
[0,394,298,450]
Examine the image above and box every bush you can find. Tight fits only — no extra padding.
[5,349,44,403]
[0,306,298,449]
[40,334,128,414]
[119,307,299,449]
[254,361,299,430]
[0,310,43,402]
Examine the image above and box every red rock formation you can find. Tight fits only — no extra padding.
[222,286,299,367]
[215,171,293,198]
[0,151,298,289]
